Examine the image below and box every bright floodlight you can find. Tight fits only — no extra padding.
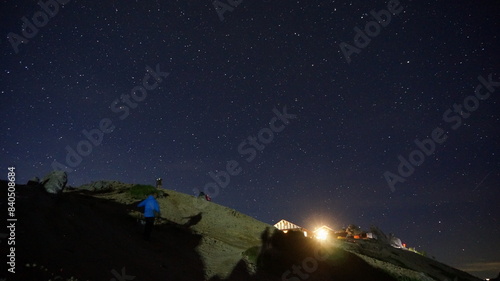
[315,228,328,240]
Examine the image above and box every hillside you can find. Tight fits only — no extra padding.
[0,180,485,281]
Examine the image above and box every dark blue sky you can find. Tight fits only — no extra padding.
[1,0,499,278]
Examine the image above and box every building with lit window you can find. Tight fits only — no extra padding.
[313,225,335,240]
[274,219,310,237]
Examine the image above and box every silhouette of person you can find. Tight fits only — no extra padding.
[138,194,161,240]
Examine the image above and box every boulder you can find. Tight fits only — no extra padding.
[41,171,67,194]
[389,235,403,248]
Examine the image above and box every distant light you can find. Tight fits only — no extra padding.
[315,228,328,241]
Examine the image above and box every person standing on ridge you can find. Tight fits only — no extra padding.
[156,178,162,189]
[138,193,161,241]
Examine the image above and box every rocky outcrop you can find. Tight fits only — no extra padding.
[78,180,119,191]
[41,171,67,194]
[370,226,389,245]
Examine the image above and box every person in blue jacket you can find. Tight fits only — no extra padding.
[138,194,161,240]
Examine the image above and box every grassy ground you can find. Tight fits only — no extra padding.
[3,180,484,281]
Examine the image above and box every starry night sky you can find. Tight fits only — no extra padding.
[1,0,499,278]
